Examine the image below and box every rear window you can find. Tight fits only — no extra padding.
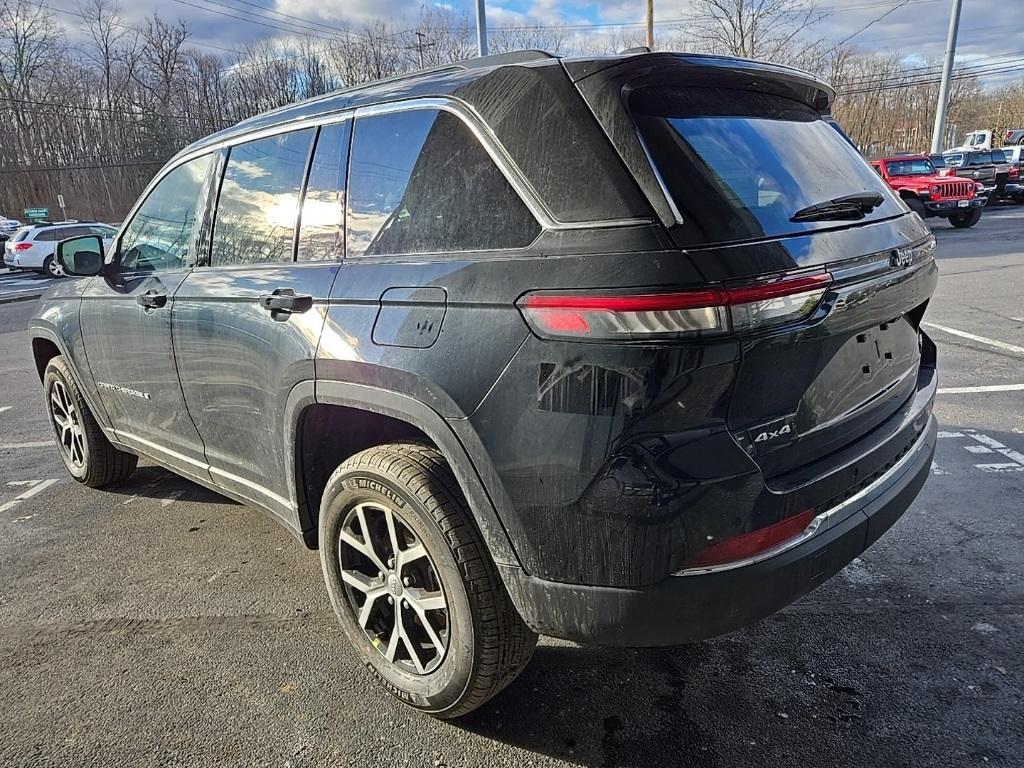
[630,87,896,246]
[14,229,30,242]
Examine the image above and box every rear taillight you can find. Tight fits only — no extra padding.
[683,508,818,569]
[1010,165,1020,181]
[14,242,31,251]
[518,273,831,341]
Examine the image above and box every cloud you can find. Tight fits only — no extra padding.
[55,0,1023,88]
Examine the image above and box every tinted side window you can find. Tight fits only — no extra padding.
[120,154,213,272]
[210,129,314,266]
[297,122,351,262]
[347,109,539,256]
[34,229,59,242]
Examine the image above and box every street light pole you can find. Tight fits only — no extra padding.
[930,0,964,154]
[475,0,488,57]
[646,0,654,50]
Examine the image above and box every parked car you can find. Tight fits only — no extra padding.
[944,149,1011,197]
[1004,129,1024,146]
[871,154,985,226]
[999,146,1024,202]
[928,153,953,177]
[0,215,22,244]
[3,221,117,276]
[946,129,993,152]
[30,50,938,717]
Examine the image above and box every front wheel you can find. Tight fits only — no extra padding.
[950,207,983,228]
[905,197,926,218]
[319,442,537,718]
[43,356,137,486]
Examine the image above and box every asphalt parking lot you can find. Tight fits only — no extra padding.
[1,207,1022,767]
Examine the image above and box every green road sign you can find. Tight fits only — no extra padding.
[24,207,48,220]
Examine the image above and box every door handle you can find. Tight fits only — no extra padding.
[259,288,313,319]
[137,290,167,309]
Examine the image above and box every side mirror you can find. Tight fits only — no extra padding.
[56,235,105,276]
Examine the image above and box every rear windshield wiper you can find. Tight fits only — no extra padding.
[790,192,885,222]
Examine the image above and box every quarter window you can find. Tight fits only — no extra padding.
[297,122,351,262]
[210,129,314,266]
[119,154,213,272]
[346,109,539,256]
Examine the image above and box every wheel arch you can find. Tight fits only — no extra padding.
[29,325,113,432]
[288,379,520,568]
[31,335,62,382]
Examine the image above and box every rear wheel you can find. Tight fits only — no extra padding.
[43,356,137,486]
[43,255,63,277]
[950,207,982,228]
[319,442,536,718]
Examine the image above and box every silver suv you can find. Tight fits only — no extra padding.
[4,221,117,275]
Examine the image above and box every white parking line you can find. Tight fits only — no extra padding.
[922,321,1024,355]
[0,406,11,415]
[937,384,1024,394]
[0,441,53,449]
[0,478,59,514]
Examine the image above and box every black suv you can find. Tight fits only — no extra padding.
[30,51,938,717]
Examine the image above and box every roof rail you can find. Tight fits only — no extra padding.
[460,50,555,69]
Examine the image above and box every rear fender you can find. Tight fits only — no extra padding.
[289,376,520,569]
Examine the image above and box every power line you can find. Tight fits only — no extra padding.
[838,61,1024,96]
[172,0,342,42]
[839,49,1024,88]
[834,0,911,47]
[41,1,239,55]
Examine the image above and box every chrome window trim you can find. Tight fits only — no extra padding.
[116,97,652,244]
[673,423,932,577]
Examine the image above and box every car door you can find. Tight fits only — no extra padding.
[79,153,218,479]
[172,123,348,524]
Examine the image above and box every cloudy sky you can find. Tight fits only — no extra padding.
[56,0,1024,88]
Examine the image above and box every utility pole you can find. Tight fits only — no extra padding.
[646,0,654,50]
[930,0,963,154]
[408,31,435,69]
[475,0,488,57]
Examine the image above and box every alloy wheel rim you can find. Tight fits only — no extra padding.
[337,501,449,675]
[50,379,86,470]
[47,259,63,276]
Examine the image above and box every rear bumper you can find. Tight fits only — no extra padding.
[502,413,936,646]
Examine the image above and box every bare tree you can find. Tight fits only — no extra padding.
[688,0,829,62]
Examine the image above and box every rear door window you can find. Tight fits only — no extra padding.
[630,87,898,246]
[210,129,314,266]
[296,121,351,262]
[346,108,539,257]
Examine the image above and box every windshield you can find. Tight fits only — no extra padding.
[630,87,897,246]
[887,159,936,176]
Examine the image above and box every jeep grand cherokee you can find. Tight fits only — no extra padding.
[31,50,938,717]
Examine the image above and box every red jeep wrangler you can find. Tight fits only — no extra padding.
[871,155,985,228]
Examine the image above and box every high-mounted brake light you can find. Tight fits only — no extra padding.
[518,273,831,341]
